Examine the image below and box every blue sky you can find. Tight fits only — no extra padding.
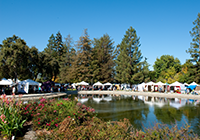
[0,0,200,70]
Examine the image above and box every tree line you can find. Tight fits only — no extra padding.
[0,13,199,84]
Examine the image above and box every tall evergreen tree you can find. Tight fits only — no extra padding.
[115,27,144,84]
[55,32,64,62]
[91,34,115,83]
[70,29,92,83]
[141,58,150,83]
[186,13,200,83]
[43,32,64,81]
[27,46,41,80]
[59,35,76,83]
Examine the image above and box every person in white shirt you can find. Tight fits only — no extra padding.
[12,86,16,94]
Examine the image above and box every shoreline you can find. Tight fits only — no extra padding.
[3,90,200,101]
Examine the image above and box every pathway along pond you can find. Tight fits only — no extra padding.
[76,95,200,135]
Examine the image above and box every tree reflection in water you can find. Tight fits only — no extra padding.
[83,96,149,130]
[81,95,200,135]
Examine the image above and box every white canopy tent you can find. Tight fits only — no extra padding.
[155,81,166,86]
[145,81,155,86]
[189,82,199,86]
[169,81,183,86]
[103,82,113,90]
[77,81,89,86]
[184,83,189,86]
[71,83,77,89]
[0,78,13,85]
[169,81,185,93]
[145,81,155,92]
[138,82,146,91]
[154,81,166,92]
[18,79,39,93]
[93,81,103,86]
[104,82,112,86]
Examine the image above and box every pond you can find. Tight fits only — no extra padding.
[77,95,200,135]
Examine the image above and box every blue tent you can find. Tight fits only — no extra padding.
[187,85,197,90]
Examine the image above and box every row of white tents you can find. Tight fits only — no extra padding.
[73,80,200,93]
[0,78,39,93]
[72,81,112,88]
[138,81,199,93]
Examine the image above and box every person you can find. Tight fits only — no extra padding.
[12,86,16,95]
[58,86,60,92]
[51,86,53,93]
[142,86,144,92]
[38,86,41,93]
[186,88,190,94]
[2,87,5,94]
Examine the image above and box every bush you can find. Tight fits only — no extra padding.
[37,117,200,139]
[21,98,96,131]
[37,117,133,140]
[0,94,26,139]
[137,122,199,139]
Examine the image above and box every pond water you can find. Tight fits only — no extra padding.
[77,95,200,135]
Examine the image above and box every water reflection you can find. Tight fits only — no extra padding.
[78,94,200,135]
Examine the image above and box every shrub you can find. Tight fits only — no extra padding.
[0,94,26,139]
[131,122,199,139]
[37,117,200,140]
[37,117,133,140]
[22,97,96,131]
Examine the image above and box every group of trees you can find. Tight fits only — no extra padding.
[151,13,200,84]
[0,13,199,84]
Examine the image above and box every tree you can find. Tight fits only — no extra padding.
[0,35,33,82]
[153,55,181,80]
[115,26,144,84]
[157,67,179,84]
[186,13,200,83]
[27,46,41,80]
[187,13,200,63]
[70,29,92,83]
[91,34,115,83]
[140,58,150,83]
[59,34,76,83]
[43,32,64,81]
[148,71,156,82]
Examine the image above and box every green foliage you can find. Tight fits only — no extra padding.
[186,13,200,84]
[37,117,133,140]
[0,35,39,81]
[21,98,96,131]
[115,26,145,84]
[132,122,199,140]
[187,13,200,63]
[153,55,181,83]
[91,34,115,83]
[59,35,76,83]
[148,71,156,82]
[0,94,26,138]
[36,116,199,140]
[42,32,64,81]
[69,29,93,83]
